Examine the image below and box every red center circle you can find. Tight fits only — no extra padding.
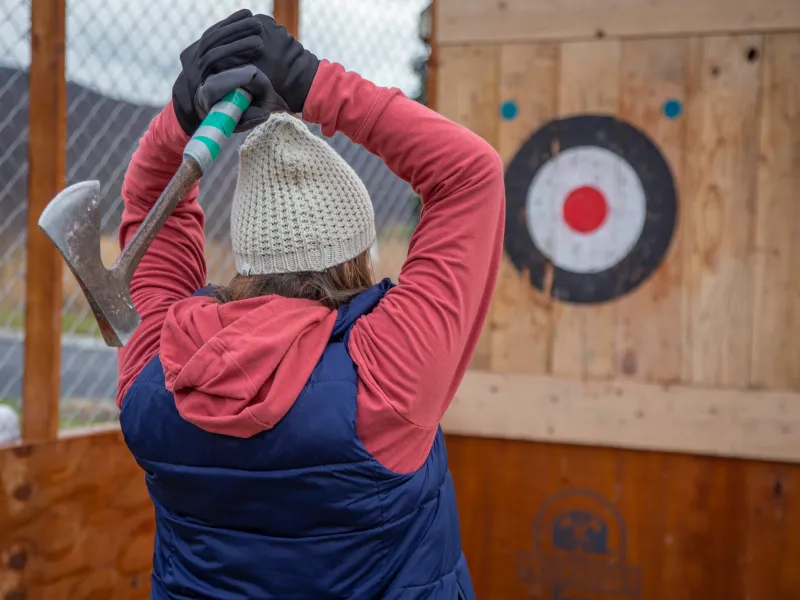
[563,185,608,234]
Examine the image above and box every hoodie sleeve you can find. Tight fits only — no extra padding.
[303,60,505,473]
[116,102,207,407]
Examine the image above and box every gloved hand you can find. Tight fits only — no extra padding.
[172,9,287,134]
[251,15,320,114]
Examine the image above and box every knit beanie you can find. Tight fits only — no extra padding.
[230,113,376,275]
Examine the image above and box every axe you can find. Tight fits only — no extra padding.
[38,88,252,348]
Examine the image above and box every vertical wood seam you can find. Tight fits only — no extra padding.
[747,34,769,388]
[748,33,768,388]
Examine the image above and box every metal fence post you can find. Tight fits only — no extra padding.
[22,0,66,442]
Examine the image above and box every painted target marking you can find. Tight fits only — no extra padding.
[504,115,677,304]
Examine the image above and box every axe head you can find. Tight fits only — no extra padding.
[38,180,139,348]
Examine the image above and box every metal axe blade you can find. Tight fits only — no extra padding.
[37,88,252,348]
[38,180,137,347]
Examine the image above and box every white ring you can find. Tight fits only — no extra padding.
[525,146,647,274]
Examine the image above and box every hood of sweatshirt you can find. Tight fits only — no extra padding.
[160,293,338,438]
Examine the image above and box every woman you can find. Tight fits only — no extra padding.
[118,9,505,599]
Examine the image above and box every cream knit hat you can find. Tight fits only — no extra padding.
[230,113,376,275]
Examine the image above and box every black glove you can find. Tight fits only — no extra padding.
[252,15,320,114]
[172,9,282,134]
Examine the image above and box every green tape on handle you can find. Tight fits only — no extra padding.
[184,88,252,173]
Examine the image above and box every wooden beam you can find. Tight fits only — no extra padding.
[426,0,438,111]
[437,0,800,45]
[23,0,66,442]
[443,371,800,464]
[273,0,300,39]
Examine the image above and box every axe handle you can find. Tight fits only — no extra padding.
[113,88,253,283]
[184,88,253,174]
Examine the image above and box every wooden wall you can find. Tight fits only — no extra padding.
[438,32,800,393]
[446,435,800,599]
[436,0,800,598]
[435,23,800,461]
[0,430,153,600]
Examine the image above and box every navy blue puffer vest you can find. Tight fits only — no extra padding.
[120,280,476,599]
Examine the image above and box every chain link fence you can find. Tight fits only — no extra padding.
[0,0,431,433]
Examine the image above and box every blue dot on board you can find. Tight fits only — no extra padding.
[500,100,519,121]
[663,99,682,119]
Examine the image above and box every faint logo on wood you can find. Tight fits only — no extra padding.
[516,489,642,600]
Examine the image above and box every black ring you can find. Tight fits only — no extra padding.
[504,114,678,304]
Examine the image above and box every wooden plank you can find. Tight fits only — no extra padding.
[426,0,438,111]
[751,33,800,390]
[436,44,499,369]
[436,45,499,144]
[0,430,153,600]
[437,0,800,46]
[682,35,763,387]
[23,0,66,442]
[551,40,621,380]
[273,0,300,38]
[445,435,800,599]
[442,370,800,463]
[615,39,689,383]
[491,43,559,374]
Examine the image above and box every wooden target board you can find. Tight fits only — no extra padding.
[504,115,677,303]
[435,12,800,600]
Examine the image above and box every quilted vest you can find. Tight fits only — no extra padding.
[120,280,476,599]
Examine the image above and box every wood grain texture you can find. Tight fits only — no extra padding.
[23,0,66,442]
[491,43,559,374]
[437,0,800,45]
[0,430,153,600]
[445,435,800,599]
[615,38,690,383]
[436,44,499,369]
[751,33,800,391]
[551,40,621,380]
[443,370,800,463]
[682,35,763,387]
[273,0,300,38]
[426,0,438,111]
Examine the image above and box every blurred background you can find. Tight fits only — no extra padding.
[0,0,432,430]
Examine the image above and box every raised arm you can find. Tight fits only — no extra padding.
[115,103,204,406]
[116,10,273,405]
[304,62,506,472]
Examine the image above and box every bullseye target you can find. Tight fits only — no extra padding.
[504,115,677,304]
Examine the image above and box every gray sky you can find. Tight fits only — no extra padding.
[1,0,428,104]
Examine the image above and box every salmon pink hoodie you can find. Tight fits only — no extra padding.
[117,60,505,473]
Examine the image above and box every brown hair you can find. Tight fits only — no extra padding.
[214,249,374,310]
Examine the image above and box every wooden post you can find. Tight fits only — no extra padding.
[427,0,438,111]
[273,0,300,39]
[23,0,66,442]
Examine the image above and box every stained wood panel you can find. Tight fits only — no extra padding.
[682,35,763,387]
[446,435,800,600]
[751,33,800,391]
[437,0,800,46]
[0,430,152,600]
[615,38,691,383]
[551,40,622,380]
[436,44,500,369]
[491,43,559,374]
